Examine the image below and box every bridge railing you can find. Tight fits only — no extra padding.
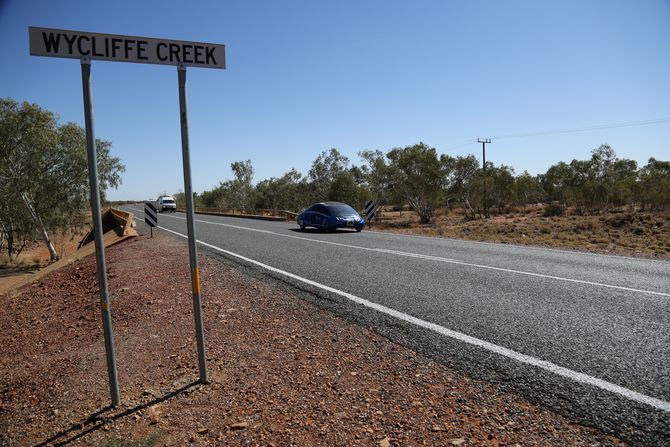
[176,206,298,221]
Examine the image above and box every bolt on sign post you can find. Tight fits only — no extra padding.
[29,26,225,406]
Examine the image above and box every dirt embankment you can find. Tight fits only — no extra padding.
[372,207,670,259]
[0,234,625,446]
[0,208,135,296]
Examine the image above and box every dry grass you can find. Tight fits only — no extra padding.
[372,205,670,259]
[0,228,86,295]
[0,228,85,268]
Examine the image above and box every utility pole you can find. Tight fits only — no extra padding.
[478,138,491,218]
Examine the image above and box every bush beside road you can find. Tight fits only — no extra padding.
[0,234,626,446]
[372,206,670,259]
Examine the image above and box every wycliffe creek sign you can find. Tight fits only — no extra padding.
[29,27,225,68]
[29,26,224,406]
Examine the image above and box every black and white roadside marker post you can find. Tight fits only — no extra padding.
[144,202,158,237]
[364,200,378,224]
[30,26,225,406]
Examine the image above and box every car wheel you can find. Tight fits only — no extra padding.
[299,224,305,231]
[356,227,363,232]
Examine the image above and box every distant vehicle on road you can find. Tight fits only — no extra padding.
[157,195,177,213]
[297,202,365,232]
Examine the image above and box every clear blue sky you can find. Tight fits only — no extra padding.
[2,0,669,201]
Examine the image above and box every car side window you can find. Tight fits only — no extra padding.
[314,205,331,215]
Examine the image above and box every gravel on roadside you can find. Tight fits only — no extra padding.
[0,233,625,446]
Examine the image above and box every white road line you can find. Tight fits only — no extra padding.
[129,207,670,298]
[158,224,670,413]
[364,228,670,265]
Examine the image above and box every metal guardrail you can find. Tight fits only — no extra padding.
[79,208,138,248]
[109,208,136,236]
[176,207,298,221]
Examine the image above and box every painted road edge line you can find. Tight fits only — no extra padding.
[142,208,669,298]
[159,224,670,413]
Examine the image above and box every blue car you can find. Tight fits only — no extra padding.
[297,202,365,232]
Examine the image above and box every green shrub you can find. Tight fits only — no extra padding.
[543,203,564,217]
[606,213,634,228]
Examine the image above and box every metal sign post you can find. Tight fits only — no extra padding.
[80,55,121,407]
[30,26,225,405]
[177,63,208,384]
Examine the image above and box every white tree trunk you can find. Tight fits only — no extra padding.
[20,192,59,261]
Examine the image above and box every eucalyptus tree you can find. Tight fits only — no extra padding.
[443,154,480,218]
[385,142,445,224]
[638,158,670,210]
[255,168,309,211]
[359,149,392,204]
[513,171,545,206]
[0,98,124,261]
[1,98,62,259]
[230,159,255,209]
[308,148,350,202]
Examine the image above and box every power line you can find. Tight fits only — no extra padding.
[445,117,670,151]
[444,139,478,151]
[491,117,670,140]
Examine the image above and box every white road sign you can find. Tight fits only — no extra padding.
[29,27,225,69]
[29,25,219,405]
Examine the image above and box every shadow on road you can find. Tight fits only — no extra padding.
[288,228,360,234]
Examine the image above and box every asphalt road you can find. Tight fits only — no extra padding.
[125,206,670,444]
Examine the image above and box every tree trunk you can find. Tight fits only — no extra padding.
[461,197,475,219]
[6,231,14,261]
[417,203,432,224]
[20,192,59,261]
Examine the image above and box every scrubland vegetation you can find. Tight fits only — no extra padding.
[188,143,669,221]
[0,99,124,262]
[181,142,668,256]
[3,98,667,260]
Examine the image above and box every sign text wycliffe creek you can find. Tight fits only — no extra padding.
[29,27,226,69]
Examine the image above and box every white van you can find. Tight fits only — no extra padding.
[157,196,177,213]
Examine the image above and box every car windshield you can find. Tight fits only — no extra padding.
[164,199,175,204]
[328,204,357,217]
